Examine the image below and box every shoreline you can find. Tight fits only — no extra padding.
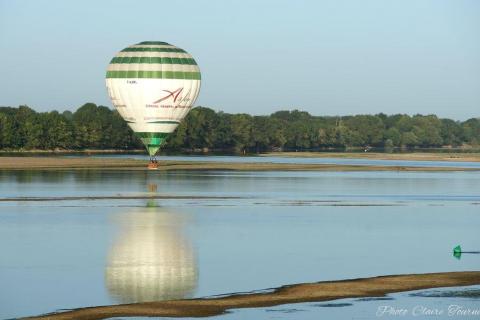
[0,149,146,154]
[24,271,480,319]
[2,150,480,163]
[262,151,480,162]
[0,156,479,171]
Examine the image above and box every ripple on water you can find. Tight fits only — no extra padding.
[265,308,306,313]
[355,296,395,301]
[409,289,480,299]
[311,302,354,307]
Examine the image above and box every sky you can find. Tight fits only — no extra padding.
[0,0,479,120]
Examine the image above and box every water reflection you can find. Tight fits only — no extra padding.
[105,206,197,303]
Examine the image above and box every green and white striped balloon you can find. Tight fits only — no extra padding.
[105,41,201,156]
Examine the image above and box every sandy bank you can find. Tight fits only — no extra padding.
[0,157,478,171]
[263,151,480,162]
[24,271,480,319]
[0,195,243,202]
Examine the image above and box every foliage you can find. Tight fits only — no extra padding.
[0,104,478,152]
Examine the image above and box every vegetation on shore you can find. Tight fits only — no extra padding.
[1,104,479,153]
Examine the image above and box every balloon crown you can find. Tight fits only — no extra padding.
[137,41,170,45]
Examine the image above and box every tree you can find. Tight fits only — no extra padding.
[344,115,385,146]
[401,131,419,148]
[182,107,218,149]
[166,120,187,149]
[411,115,442,147]
[14,105,43,149]
[251,116,271,152]
[384,139,394,153]
[440,119,462,146]
[212,112,234,149]
[42,111,74,149]
[384,127,401,147]
[462,118,480,146]
[0,105,479,152]
[0,113,15,148]
[231,114,252,152]
[72,103,104,148]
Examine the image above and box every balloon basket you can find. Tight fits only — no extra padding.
[147,162,159,170]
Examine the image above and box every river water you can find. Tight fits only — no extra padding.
[88,153,480,169]
[0,162,479,319]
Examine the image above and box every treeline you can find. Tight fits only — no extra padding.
[0,103,479,152]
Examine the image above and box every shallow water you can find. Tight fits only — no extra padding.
[0,169,479,319]
[86,153,480,168]
[203,285,480,320]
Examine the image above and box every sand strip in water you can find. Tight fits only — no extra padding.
[23,271,480,320]
[0,195,243,202]
[0,157,478,171]
[262,151,480,162]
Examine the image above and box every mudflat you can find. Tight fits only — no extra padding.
[24,271,480,320]
[0,156,478,171]
[263,151,480,162]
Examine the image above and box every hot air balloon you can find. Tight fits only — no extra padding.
[106,41,201,169]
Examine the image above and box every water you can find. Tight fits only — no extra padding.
[0,167,479,319]
[84,153,480,169]
[211,286,480,320]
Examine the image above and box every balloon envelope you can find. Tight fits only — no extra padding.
[106,41,201,155]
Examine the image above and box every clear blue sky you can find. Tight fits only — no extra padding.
[1,0,479,119]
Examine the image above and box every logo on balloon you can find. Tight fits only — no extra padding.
[153,88,185,104]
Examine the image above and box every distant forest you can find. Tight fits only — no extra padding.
[0,103,479,153]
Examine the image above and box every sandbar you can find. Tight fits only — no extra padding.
[23,271,480,319]
[0,156,478,171]
[263,151,480,162]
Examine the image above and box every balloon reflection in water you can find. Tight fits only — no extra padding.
[105,208,197,303]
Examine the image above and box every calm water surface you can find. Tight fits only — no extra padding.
[0,168,479,319]
[87,153,480,168]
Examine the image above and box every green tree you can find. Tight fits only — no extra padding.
[401,131,419,148]
[384,127,401,146]
[384,139,394,153]
[42,111,74,149]
[14,105,43,149]
[0,104,479,152]
[344,115,385,146]
[183,107,218,149]
[251,116,271,152]
[411,115,443,147]
[440,119,462,146]
[462,118,480,145]
[0,113,14,148]
[73,103,103,148]
[231,113,252,152]
[213,112,234,149]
